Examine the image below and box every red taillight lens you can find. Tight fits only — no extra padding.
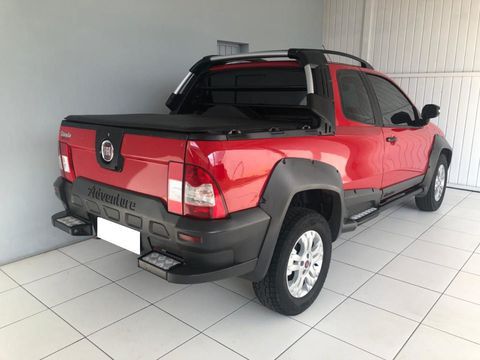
[183,164,228,219]
[59,142,76,182]
[167,162,228,219]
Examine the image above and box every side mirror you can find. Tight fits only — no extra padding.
[391,111,413,125]
[421,104,440,125]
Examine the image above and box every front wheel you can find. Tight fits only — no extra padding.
[253,208,332,315]
[415,154,448,211]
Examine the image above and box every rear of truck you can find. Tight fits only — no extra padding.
[54,118,277,283]
[52,54,330,283]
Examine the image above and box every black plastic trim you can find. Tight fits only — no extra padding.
[52,177,270,283]
[54,177,69,208]
[172,49,337,134]
[344,188,382,217]
[247,158,344,281]
[418,134,453,197]
[166,259,258,284]
[381,175,424,201]
[62,120,189,140]
[62,119,322,141]
[342,180,425,232]
[95,127,125,171]
[321,50,374,69]
[52,210,93,236]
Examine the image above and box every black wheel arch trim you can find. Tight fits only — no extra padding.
[418,134,452,197]
[246,158,344,281]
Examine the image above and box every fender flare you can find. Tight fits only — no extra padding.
[419,134,452,197]
[247,158,345,281]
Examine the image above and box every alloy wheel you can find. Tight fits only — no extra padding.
[286,230,323,298]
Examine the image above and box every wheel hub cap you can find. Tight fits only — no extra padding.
[286,230,323,298]
[434,164,446,202]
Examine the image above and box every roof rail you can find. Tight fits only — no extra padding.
[320,50,373,69]
[210,50,289,62]
[190,48,373,72]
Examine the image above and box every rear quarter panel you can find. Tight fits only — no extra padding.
[186,133,384,213]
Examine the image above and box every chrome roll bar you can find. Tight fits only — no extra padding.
[173,50,316,95]
[173,71,194,94]
[210,50,289,62]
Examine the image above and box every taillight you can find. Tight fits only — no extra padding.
[167,162,228,219]
[167,162,183,215]
[59,142,76,182]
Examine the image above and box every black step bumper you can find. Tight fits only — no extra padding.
[52,211,94,236]
[52,177,270,283]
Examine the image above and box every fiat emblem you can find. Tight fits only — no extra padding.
[101,140,114,163]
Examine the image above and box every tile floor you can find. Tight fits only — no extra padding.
[1,188,480,359]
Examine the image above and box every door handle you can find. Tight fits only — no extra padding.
[386,136,397,143]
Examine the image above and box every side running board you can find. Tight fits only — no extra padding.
[342,185,424,233]
[349,207,378,221]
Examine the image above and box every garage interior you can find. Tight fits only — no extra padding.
[1,0,480,359]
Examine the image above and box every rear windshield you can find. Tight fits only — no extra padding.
[179,63,315,123]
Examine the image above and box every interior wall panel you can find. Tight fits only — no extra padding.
[322,0,480,190]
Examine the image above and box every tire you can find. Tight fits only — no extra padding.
[415,154,448,211]
[253,207,332,315]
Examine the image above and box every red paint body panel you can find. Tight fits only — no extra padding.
[59,62,444,216]
[329,63,440,189]
[381,126,432,187]
[185,132,384,213]
[60,126,186,204]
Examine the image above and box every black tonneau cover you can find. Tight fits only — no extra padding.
[64,113,307,134]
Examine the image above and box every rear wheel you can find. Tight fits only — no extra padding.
[253,208,332,315]
[415,154,448,211]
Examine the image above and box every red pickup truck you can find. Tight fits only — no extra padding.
[52,49,451,315]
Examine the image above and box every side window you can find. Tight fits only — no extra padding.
[337,70,375,124]
[367,74,417,126]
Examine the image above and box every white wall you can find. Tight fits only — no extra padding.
[322,0,480,191]
[0,0,324,265]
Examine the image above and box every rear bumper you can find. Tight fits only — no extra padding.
[52,177,270,283]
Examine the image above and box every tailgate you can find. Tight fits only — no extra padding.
[59,124,187,203]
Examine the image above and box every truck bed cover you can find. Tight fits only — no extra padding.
[64,114,306,135]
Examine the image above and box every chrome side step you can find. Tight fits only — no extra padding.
[342,207,379,233]
[349,207,378,221]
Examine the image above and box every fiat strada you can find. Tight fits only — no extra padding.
[52,49,451,314]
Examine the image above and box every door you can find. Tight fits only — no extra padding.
[365,73,431,190]
[333,67,384,191]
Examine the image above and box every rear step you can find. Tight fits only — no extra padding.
[52,211,93,236]
[138,251,182,280]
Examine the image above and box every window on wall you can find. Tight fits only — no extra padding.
[217,40,249,55]
[337,70,374,124]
